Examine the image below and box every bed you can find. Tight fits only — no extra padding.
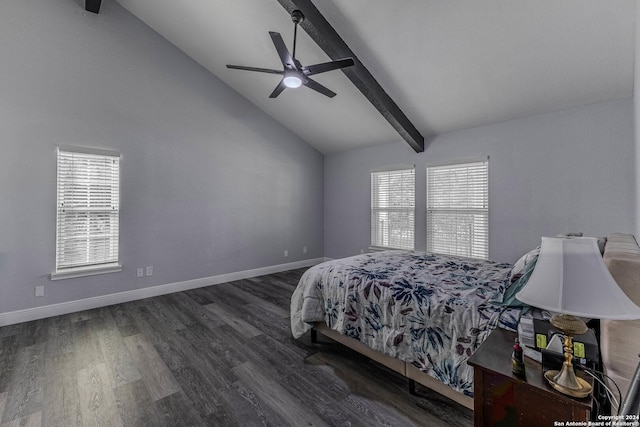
[290,233,640,411]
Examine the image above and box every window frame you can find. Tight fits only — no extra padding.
[426,158,489,259]
[51,146,122,280]
[370,165,416,251]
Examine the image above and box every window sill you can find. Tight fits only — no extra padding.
[50,264,122,281]
[368,246,414,252]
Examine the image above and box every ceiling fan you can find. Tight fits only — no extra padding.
[226,9,354,98]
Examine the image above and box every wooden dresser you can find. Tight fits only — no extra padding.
[468,328,592,427]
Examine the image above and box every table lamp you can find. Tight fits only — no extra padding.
[516,237,640,398]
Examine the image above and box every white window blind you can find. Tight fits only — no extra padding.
[371,167,415,250]
[426,160,488,259]
[55,147,120,274]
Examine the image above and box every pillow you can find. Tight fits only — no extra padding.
[560,234,605,254]
[556,233,605,254]
[509,247,540,283]
[556,232,583,237]
[499,256,538,307]
[597,236,607,255]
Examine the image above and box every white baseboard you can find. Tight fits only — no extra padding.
[0,257,328,327]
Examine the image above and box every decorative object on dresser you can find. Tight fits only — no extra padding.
[516,237,640,398]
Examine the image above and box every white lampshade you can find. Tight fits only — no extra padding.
[516,237,640,319]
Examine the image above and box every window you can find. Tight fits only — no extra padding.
[426,159,488,259]
[371,166,415,250]
[53,147,121,279]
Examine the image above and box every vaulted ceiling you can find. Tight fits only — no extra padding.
[114,0,635,154]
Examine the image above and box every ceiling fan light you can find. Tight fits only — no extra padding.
[283,74,302,88]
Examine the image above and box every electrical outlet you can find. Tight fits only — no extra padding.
[284,250,288,257]
[303,246,308,254]
[35,286,45,297]
[145,266,153,276]
[137,268,144,278]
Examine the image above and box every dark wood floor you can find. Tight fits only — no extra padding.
[0,268,472,426]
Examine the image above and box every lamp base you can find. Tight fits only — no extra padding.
[544,370,592,398]
[544,314,592,398]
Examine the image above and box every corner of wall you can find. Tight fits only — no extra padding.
[635,0,640,237]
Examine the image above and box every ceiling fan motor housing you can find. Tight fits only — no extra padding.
[291,10,304,25]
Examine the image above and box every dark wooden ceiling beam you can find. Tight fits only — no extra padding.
[275,0,425,153]
[85,0,102,14]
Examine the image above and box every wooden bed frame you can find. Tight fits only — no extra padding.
[311,322,474,409]
[310,233,640,412]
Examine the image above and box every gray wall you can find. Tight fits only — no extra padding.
[0,0,323,314]
[325,98,635,264]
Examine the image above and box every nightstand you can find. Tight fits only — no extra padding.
[467,328,593,427]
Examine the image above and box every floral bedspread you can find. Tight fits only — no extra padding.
[290,250,523,397]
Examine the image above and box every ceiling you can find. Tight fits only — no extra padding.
[114,0,635,155]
